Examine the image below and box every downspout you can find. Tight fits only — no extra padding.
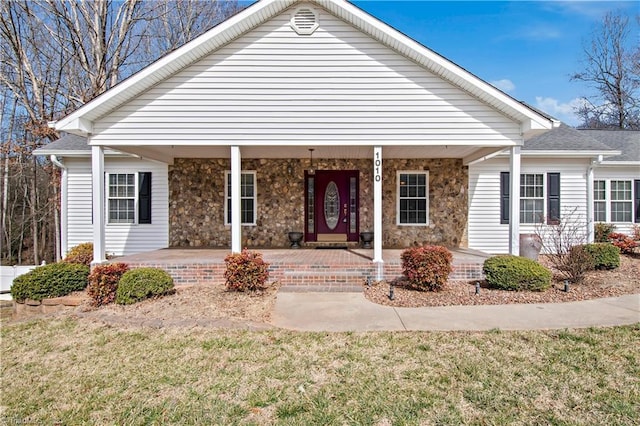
[50,155,67,260]
[586,155,603,243]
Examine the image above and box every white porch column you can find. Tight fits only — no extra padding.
[586,162,595,243]
[373,146,384,279]
[91,145,106,265]
[230,145,242,253]
[509,145,521,255]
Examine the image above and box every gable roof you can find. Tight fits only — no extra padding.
[578,129,640,163]
[53,0,555,138]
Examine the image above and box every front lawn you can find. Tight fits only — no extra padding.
[1,320,638,424]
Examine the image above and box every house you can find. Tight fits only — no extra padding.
[467,125,639,253]
[36,0,574,276]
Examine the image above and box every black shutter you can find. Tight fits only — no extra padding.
[634,180,640,223]
[547,172,560,225]
[138,172,152,224]
[500,172,510,224]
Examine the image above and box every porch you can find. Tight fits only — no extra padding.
[115,247,490,292]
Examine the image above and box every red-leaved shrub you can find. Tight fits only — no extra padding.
[401,245,453,291]
[224,250,270,292]
[608,232,637,254]
[87,263,129,306]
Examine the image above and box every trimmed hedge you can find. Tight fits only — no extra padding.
[483,255,551,292]
[401,245,453,291]
[582,243,620,270]
[115,268,174,305]
[11,262,89,302]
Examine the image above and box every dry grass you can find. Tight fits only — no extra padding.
[1,319,639,424]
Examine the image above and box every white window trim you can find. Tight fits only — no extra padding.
[396,170,429,226]
[519,173,545,224]
[224,170,257,226]
[594,179,634,223]
[106,172,138,226]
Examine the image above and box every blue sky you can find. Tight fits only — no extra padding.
[349,1,639,125]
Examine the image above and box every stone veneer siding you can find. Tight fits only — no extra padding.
[169,158,467,248]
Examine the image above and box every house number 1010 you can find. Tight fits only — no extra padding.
[374,151,382,182]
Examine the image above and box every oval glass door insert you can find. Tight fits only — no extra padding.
[324,181,340,230]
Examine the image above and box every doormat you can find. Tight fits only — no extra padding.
[315,246,348,250]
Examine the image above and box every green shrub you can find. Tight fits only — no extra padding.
[63,242,94,266]
[582,243,620,270]
[87,263,129,307]
[400,245,453,291]
[224,250,270,292]
[608,232,637,255]
[483,255,551,292]
[115,268,174,305]
[11,262,89,302]
[594,223,616,243]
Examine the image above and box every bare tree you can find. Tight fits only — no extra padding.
[0,0,239,264]
[572,12,640,129]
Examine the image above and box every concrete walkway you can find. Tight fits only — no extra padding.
[272,292,640,331]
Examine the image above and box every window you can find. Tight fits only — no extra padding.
[108,174,135,223]
[500,172,560,225]
[594,180,636,223]
[520,174,544,223]
[225,171,257,225]
[593,180,607,222]
[107,172,152,224]
[397,171,428,225]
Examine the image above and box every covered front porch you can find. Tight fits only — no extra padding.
[115,247,490,291]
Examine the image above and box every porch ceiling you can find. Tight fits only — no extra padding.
[112,144,503,163]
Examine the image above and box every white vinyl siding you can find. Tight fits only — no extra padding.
[91,8,520,146]
[469,158,590,254]
[64,157,169,256]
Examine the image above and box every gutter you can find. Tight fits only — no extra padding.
[49,155,67,260]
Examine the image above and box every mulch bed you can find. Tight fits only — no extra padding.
[364,254,640,307]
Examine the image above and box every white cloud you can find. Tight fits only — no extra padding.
[490,79,516,93]
[535,96,586,126]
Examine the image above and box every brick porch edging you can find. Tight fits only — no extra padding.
[121,260,484,290]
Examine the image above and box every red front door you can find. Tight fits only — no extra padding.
[305,170,359,242]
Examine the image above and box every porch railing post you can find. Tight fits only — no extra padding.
[373,146,384,279]
[509,145,521,255]
[91,144,106,265]
[231,145,242,253]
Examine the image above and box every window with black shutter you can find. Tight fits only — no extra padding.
[635,180,640,223]
[547,173,560,225]
[500,172,510,224]
[138,172,152,224]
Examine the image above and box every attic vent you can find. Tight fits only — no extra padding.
[291,7,319,35]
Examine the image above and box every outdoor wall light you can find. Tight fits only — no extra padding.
[308,148,315,175]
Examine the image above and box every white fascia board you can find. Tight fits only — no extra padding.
[92,139,520,148]
[597,161,640,167]
[498,150,621,158]
[32,149,134,158]
[54,0,294,134]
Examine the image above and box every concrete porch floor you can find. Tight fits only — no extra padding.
[115,247,490,291]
